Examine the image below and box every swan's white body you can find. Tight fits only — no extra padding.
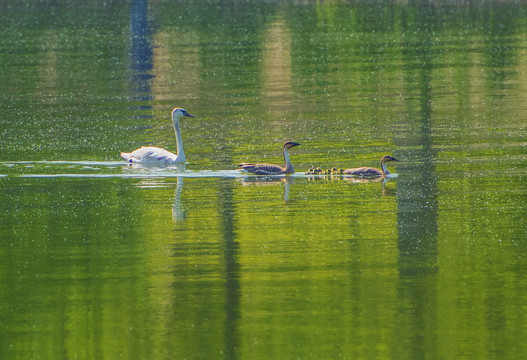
[120,146,181,164]
[121,108,193,164]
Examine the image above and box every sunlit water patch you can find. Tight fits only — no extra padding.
[0,161,241,178]
[1,161,403,181]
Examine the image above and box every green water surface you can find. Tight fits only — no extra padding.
[1,1,526,359]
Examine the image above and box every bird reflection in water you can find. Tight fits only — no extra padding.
[171,176,187,222]
[305,173,396,196]
[343,176,396,196]
[134,177,188,222]
[238,176,293,203]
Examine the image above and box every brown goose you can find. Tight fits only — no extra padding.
[239,141,301,175]
[343,155,399,177]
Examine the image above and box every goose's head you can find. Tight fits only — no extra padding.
[283,141,301,150]
[381,155,399,163]
[172,108,194,119]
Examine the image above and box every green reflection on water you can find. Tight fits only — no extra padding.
[1,0,527,359]
[1,172,526,359]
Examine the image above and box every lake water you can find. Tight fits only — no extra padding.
[1,1,527,359]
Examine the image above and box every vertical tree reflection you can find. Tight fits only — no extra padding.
[217,178,240,360]
[129,0,154,113]
[395,2,440,358]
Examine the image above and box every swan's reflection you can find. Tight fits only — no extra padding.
[238,176,293,202]
[134,174,187,222]
[172,176,187,222]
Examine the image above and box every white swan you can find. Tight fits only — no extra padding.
[121,108,194,164]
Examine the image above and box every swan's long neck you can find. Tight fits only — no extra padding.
[381,160,390,175]
[173,117,185,162]
[283,147,294,173]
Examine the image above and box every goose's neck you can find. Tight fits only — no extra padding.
[283,147,294,173]
[380,160,390,175]
[173,117,185,162]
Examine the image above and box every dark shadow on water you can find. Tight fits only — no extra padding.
[394,4,440,358]
[217,178,240,360]
[129,0,154,115]
[397,1,440,275]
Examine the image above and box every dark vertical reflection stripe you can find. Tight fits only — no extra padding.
[217,178,240,360]
[129,0,154,113]
[395,3,440,357]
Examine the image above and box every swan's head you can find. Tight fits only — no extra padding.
[172,108,194,119]
[381,155,399,163]
[283,141,301,150]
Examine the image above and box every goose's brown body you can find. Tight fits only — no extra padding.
[239,141,301,175]
[343,155,398,177]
